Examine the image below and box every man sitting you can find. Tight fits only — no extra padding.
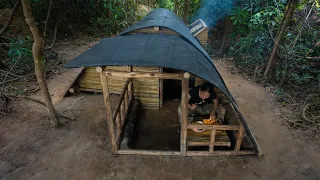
[178,82,218,122]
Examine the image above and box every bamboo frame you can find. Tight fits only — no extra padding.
[105,71,183,79]
[96,67,257,156]
[180,74,189,156]
[99,69,117,153]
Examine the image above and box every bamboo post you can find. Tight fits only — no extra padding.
[234,125,245,153]
[127,66,133,102]
[180,72,190,156]
[116,112,121,147]
[209,128,216,153]
[97,67,117,153]
[120,102,124,124]
[124,91,128,113]
[159,67,163,109]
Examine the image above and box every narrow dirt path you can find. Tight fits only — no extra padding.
[0,56,319,180]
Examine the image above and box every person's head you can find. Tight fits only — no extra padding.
[199,82,214,100]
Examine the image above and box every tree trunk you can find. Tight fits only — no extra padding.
[174,0,178,14]
[21,0,61,128]
[263,0,298,79]
[183,0,189,24]
[0,0,21,37]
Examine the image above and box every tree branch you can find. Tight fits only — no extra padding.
[0,0,21,37]
[43,0,53,46]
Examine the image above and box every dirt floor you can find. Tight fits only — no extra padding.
[1,51,320,179]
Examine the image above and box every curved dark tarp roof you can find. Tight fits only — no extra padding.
[65,8,235,103]
[64,8,261,154]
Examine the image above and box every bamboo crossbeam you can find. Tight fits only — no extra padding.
[104,71,183,80]
[234,125,245,152]
[187,124,240,131]
[187,141,231,147]
[186,151,255,156]
[117,150,181,156]
[180,74,189,156]
[112,79,130,122]
[99,70,117,153]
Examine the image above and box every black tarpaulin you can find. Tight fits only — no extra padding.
[64,8,235,103]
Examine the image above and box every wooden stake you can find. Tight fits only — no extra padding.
[234,125,245,152]
[120,102,124,124]
[124,91,128,113]
[99,70,117,153]
[209,129,216,153]
[127,66,133,102]
[116,112,121,148]
[180,73,189,156]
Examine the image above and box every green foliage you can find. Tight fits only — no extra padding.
[228,0,320,87]
[8,36,33,63]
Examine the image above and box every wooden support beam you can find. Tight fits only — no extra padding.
[120,102,124,124]
[187,141,231,147]
[105,71,183,80]
[124,90,128,113]
[187,124,240,131]
[116,112,121,148]
[127,66,133,102]
[99,69,117,153]
[234,125,245,152]
[209,129,216,153]
[117,150,181,156]
[180,72,189,156]
[186,150,255,156]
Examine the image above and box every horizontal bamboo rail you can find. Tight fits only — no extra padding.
[187,141,231,147]
[117,150,181,156]
[104,71,184,80]
[187,124,240,131]
[186,150,255,156]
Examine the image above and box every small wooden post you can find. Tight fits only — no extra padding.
[159,67,163,109]
[124,91,128,113]
[234,125,245,153]
[209,128,216,153]
[127,66,133,102]
[120,102,124,123]
[180,72,190,156]
[97,67,117,153]
[116,112,121,146]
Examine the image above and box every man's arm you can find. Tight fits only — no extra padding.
[210,98,218,119]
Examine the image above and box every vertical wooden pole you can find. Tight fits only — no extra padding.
[97,67,117,153]
[234,125,245,153]
[116,112,121,146]
[124,91,128,113]
[159,67,163,109]
[209,128,216,153]
[180,72,190,156]
[120,102,125,125]
[127,66,133,102]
